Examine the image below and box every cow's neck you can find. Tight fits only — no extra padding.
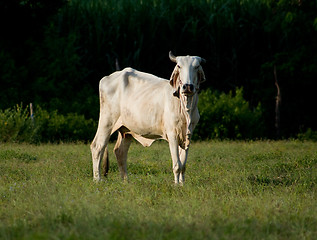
[180,93,198,150]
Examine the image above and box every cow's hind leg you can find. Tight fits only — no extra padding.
[102,146,109,177]
[90,121,112,182]
[114,132,132,181]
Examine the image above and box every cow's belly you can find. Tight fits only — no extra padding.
[120,106,165,138]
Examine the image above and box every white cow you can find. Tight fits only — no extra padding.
[90,52,206,184]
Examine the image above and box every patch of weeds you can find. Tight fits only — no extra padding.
[1,167,31,182]
[0,150,37,163]
[246,152,283,163]
[247,174,295,187]
[248,158,317,188]
[129,162,160,176]
[54,212,74,226]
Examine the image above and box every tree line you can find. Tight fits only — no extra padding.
[1,0,316,140]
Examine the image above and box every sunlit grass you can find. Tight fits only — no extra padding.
[1,141,316,239]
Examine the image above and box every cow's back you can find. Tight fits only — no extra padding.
[99,67,168,98]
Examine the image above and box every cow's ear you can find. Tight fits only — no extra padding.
[198,66,206,84]
[170,65,179,88]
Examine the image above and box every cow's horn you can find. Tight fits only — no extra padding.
[169,51,177,63]
[200,57,206,64]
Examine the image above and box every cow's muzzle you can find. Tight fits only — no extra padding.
[181,84,195,96]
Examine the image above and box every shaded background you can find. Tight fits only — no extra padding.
[1,0,316,139]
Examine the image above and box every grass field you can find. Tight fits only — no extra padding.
[0,141,316,239]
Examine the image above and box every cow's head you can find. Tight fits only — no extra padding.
[169,51,206,98]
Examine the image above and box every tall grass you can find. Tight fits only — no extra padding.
[1,141,316,239]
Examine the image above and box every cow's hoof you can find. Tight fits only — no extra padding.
[93,178,104,183]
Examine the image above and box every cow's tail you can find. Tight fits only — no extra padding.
[102,146,109,177]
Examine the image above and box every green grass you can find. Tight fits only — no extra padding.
[0,141,316,239]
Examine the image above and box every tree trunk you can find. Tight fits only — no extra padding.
[274,65,281,138]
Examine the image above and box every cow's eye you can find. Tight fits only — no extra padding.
[177,65,181,69]
[195,66,200,70]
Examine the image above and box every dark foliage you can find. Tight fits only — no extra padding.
[0,0,316,139]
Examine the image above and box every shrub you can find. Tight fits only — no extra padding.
[0,104,34,142]
[195,88,264,140]
[297,128,317,142]
[0,105,97,143]
[36,109,97,142]
[1,90,264,142]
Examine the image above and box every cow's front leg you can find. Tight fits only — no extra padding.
[91,138,108,182]
[179,148,189,184]
[90,117,112,182]
[168,137,181,184]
